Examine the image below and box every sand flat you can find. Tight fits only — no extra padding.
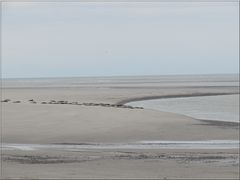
[1,75,239,179]
[2,103,239,144]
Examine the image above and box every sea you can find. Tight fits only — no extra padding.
[128,94,239,123]
[2,74,239,88]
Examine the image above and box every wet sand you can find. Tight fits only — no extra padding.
[2,149,239,179]
[1,76,239,179]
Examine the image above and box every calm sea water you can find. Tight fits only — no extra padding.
[128,94,239,122]
[3,74,239,88]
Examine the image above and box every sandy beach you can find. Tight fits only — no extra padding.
[1,75,239,179]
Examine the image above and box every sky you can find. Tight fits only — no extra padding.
[2,2,239,78]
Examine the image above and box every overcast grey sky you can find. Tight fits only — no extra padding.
[2,2,239,78]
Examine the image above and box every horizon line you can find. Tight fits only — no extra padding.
[2,73,239,79]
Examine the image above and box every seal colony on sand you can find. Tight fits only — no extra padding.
[1,99,144,109]
[1,92,238,110]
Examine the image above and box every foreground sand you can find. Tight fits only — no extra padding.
[1,82,239,179]
[2,149,239,179]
